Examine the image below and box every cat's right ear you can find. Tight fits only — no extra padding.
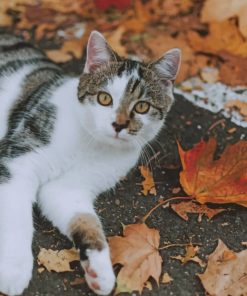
[150,48,181,82]
[83,31,117,73]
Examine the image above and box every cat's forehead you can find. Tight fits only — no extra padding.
[104,67,141,102]
[103,61,165,107]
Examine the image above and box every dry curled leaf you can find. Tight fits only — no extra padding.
[161,272,173,284]
[178,138,247,207]
[171,201,226,221]
[37,248,79,273]
[109,223,162,294]
[139,166,157,196]
[171,244,205,267]
[225,100,247,121]
[198,239,247,296]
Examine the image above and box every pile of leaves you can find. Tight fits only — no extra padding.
[1,0,247,85]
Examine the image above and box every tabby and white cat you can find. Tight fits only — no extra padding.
[0,31,181,295]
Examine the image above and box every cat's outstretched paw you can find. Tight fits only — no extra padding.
[81,248,115,295]
[0,256,32,296]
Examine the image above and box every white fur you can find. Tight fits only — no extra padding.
[82,248,115,295]
[0,71,164,295]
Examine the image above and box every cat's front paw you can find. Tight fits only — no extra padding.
[81,248,115,295]
[0,256,33,296]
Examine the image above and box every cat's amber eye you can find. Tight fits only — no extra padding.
[134,101,150,114]
[97,92,112,106]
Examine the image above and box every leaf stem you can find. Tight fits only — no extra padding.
[141,196,193,223]
[159,242,202,250]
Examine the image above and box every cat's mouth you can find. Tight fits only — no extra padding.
[106,133,129,143]
[114,133,128,142]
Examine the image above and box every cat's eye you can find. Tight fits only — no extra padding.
[134,101,150,114]
[97,92,112,106]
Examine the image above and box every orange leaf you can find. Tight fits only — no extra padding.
[187,20,247,58]
[108,223,162,294]
[171,201,226,221]
[198,239,247,296]
[178,138,247,207]
[139,166,157,196]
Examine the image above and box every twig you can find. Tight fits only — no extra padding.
[208,119,225,131]
[141,196,193,223]
[159,242,202,250]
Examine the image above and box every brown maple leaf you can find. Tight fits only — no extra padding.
[139,166,157,196]
[171,201,226,221]
[198,239,247,296]
[178,138,247,207]
[108,223,162,294]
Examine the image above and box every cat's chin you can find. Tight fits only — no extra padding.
[102,134,137,149]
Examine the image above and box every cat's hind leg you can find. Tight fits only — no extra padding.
[38,177,115,295]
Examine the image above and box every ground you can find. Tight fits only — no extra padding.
[25,88,246,296]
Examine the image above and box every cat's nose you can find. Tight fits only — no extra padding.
[112,120,130,133]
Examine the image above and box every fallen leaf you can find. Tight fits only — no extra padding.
[225,100,247,121]
[106,26,126,57]
[70,277,85,286]
[171,201,226,221]
[201,0,247,38]
[178,138,247,207]
[218,52,247,86]
[46,35,86,63]
[144,281,152,291]
[139,166,157,196]
[200,67,219,83]
[188,20,247,58]
[37,248,79,273]
[162,0,193,16]
[109,223,162,294]
[171,244,205,267]
[172,187,181,194]
[221,250,237,262]
[37,267,45,274]
[161,272,173,284]
[122,0,150,34]
[94,0,132,11]
[227,127,237,134]
[198,239,247,296]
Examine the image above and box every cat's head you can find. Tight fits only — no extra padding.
[78,31,181,149]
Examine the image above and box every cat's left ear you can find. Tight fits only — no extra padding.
[150,48,181,82]
[84,31,117,73]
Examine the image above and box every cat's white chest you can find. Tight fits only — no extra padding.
[71,143,139,195]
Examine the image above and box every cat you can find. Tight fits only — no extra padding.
[0,30,181,296]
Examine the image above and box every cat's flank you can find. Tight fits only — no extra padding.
[0,31,181,295]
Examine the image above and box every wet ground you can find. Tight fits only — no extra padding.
[22,92,247,296]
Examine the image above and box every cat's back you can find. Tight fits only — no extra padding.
[0,34,65,139]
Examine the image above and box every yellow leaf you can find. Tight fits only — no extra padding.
[37,248,79,273]
[139,166,157,196]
